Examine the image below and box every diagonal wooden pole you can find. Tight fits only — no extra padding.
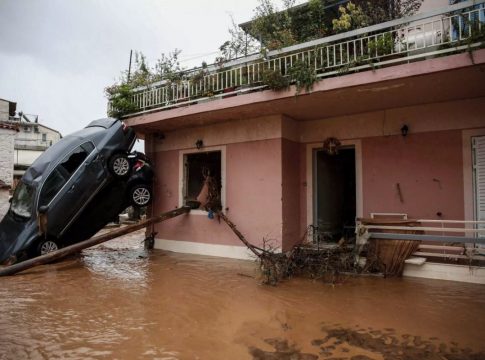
[217,211,262,258]
[0,206,191,277]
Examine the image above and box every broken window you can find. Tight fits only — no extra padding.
[39,143,93,206]
[183,151,222,210]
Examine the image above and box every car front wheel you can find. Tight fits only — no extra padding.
[130,184,152,207]
[109,153,130,177]
[37,239,59,256]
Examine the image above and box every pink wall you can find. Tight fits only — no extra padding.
[281,139,301,250]
[152,139,284,249]
[362,130,465,220]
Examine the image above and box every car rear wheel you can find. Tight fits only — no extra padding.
[37,239,59,256]
[130,184,152,207]
[109,153,130,177]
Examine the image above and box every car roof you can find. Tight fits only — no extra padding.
[86,118,118,129]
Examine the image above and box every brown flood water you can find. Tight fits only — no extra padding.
[1,229,485,360]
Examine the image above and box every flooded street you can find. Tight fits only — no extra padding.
[1,230,485,360]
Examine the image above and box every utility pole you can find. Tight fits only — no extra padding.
[127,49,133,82]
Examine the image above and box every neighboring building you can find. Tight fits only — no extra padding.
[0,99,18,187]
[12,114,62,180]
[1,98,62,182]
[120,1,485,282]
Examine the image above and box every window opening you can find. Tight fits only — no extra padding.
[184,151,222,211]
[39,168,68,207]
[38,143,93,206]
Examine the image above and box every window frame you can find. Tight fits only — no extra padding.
[179,146,226,215]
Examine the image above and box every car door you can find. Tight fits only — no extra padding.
[38,142,107,237]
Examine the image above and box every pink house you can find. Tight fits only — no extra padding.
[122,0,485,282]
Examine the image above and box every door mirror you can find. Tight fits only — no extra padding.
[38,205,49,214]
[8,196,12,203]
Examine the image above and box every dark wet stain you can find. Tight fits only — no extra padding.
[249,338,318,360]
[311,326,485,360]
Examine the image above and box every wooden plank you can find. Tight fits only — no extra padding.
[418,244,464,252]
[412,251,485,261]
[0,206,191,277]
[366,225,484,233]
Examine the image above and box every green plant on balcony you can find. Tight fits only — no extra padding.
[332,2,370,33]
[189,62,208,88]
[262,68,289,90]
[248,0,328,51]
[288,59,317,94]
[106,84,140,119]
[105,52,153,118]
[368,33,395,57]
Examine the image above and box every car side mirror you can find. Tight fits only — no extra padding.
[8,197,12,203]
[38,205,49,214]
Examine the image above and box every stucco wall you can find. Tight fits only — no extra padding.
[143,95,484,258]
[152,138,284,249]
[362,130,465,220]
[0,128,16,186]
[282,138,302,250]
[299,97,485,227]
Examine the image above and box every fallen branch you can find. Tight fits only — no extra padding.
[217,211,263,258]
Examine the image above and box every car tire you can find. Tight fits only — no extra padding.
[109,153,130,177]
[130,184,152,207]
[37,239,59,256]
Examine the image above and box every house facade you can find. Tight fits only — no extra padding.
[12,118,62,180]
[0,99,18,187]
[121,1,485,282]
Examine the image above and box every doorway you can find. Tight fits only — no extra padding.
[314,147,356,242]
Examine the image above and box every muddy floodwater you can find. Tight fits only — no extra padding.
[1,230,485,360]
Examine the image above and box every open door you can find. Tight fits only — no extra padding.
[314,147,356,242]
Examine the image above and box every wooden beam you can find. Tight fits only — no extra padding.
[0,206,191,277]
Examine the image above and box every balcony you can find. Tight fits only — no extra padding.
[114,1,485,118]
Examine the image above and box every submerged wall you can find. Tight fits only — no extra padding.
[298,96,485,229]
[149,115,289,257]
[144,95,485,259]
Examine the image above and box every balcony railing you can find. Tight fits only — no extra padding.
[117,0,485,117]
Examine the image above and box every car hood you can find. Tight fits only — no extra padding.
[0,212,39,264]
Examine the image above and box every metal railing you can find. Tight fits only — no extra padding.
[115,0,485,116]
[356,219,485,262]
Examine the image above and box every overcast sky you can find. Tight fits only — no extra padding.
[0,0,304,137]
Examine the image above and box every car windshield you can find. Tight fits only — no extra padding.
[10,182,34,219]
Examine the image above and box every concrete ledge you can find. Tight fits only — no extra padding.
[403,262,485,284]
[154,238,255,260]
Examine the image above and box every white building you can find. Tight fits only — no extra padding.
[0,98,62,182]
[13,116,62,179]
[0,98,18,187]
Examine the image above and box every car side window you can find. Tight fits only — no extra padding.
[39,168,68,207]
[59,144,91,175]
[38,143,94,206]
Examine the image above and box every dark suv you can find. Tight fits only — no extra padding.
[0,118,153,264]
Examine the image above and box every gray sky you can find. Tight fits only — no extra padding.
[0,0,282,136]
